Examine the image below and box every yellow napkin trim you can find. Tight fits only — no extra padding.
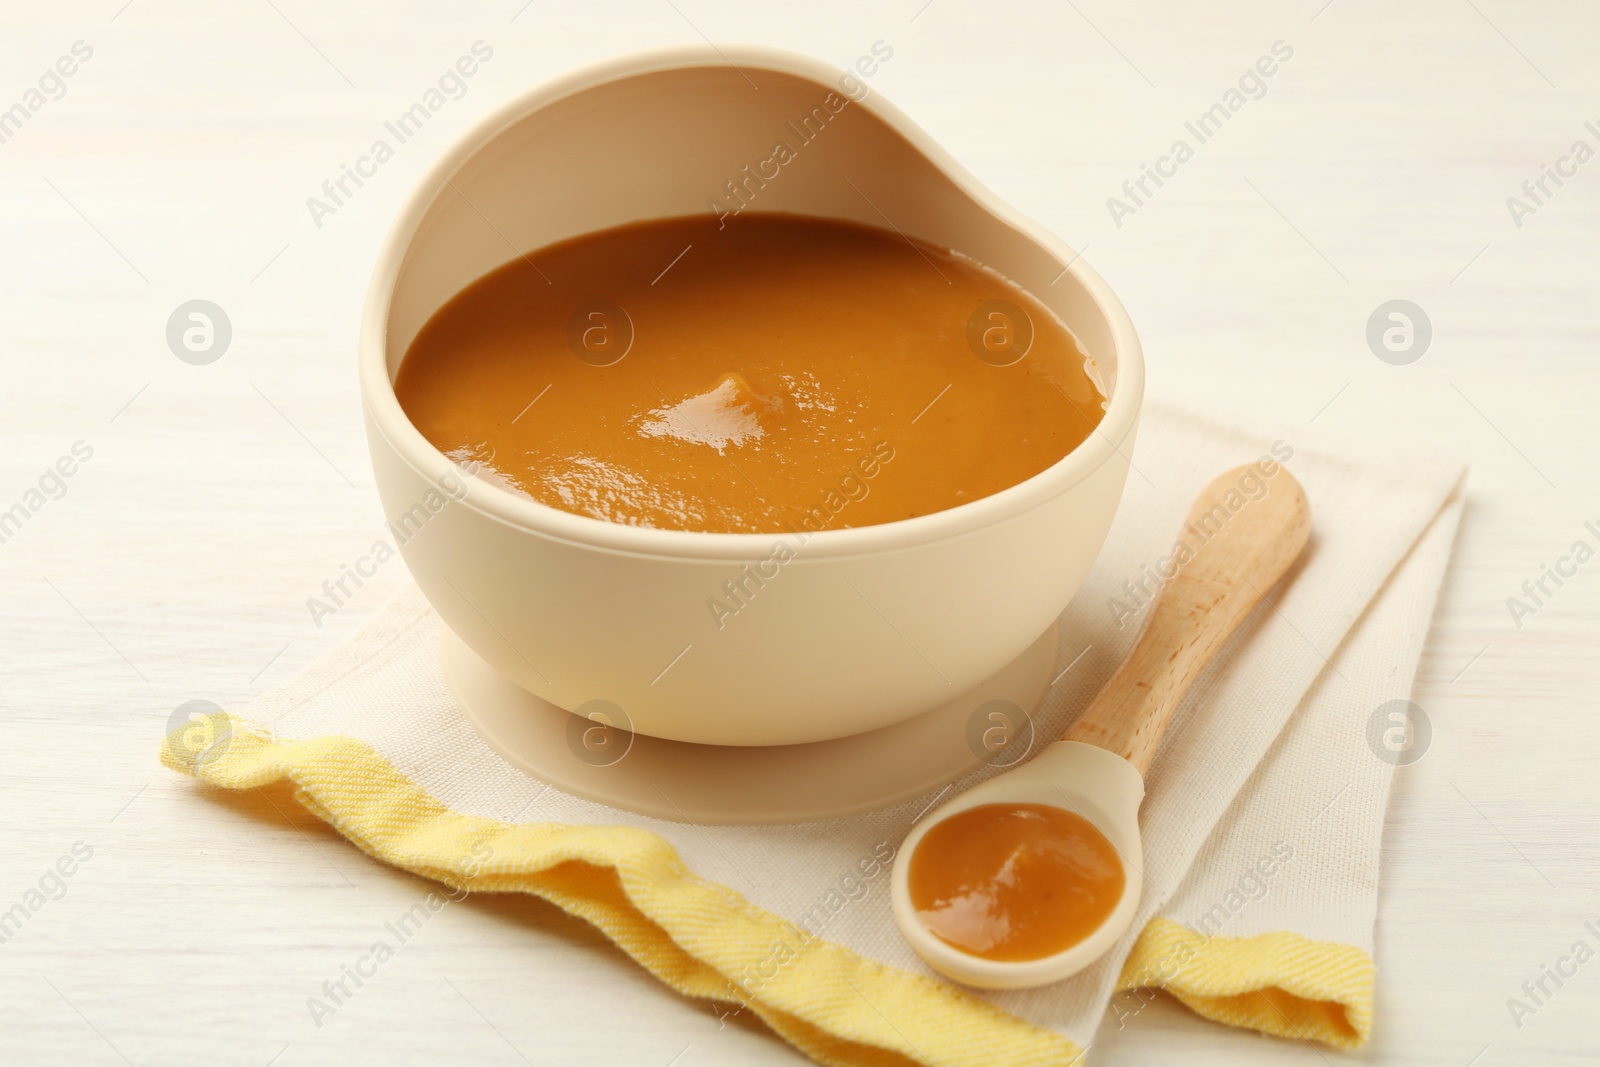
[161,715,1081,1067]
[1118,916,1374,1049]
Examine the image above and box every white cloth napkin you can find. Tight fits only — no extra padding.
[243,398,1464,1054]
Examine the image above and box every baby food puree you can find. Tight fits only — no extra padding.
[396,213,1104,533]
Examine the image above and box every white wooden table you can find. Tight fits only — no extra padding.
[3,1,1597,1063]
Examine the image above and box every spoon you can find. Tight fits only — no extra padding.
[890,464,1311,988]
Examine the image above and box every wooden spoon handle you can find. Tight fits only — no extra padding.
[1061,464,1311,776]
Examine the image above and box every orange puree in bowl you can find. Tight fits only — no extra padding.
[908,803,1125,962]
[395,213,1104,534]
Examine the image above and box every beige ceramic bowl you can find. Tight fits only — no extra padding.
[360,45,1143,747]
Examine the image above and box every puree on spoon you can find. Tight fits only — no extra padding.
[907,802,1126,962]
[395,213,1104,534]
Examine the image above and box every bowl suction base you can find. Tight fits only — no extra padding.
[441,623,1059,824]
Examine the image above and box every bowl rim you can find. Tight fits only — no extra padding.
[359,43,1144,562]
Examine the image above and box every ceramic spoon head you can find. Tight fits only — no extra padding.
[890,741,1145,988]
